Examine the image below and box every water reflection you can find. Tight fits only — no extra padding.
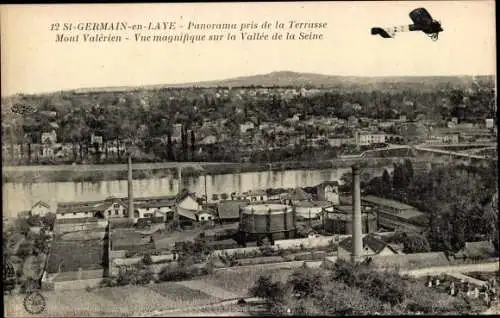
[3,167,391,218]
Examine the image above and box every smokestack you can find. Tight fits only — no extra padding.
[351,164,363,263]
[128,154,134,220]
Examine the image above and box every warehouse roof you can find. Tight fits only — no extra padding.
[217,200,250,220]
[294,200,332,208]
[55,217,98,224]
[339,234,394,255]
[362,195,419,211]
[316,181,340,188]
[283,187,312,201]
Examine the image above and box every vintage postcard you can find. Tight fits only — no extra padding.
[2,1,498,316]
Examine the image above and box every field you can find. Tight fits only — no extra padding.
[201,268,293,296]
[46,239,105,273]
[4,281,223,317]
[51,270,104,282]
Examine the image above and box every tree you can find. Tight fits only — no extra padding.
[249,274,285,302]
[403,159,414,184]
[403,233,431,253]
[167,133,173,161]
[190,130,196,154]
[288,263,324,298]
[142,253,153,265]
[41,212,56,230]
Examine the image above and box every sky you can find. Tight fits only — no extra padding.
[0,1,496,96]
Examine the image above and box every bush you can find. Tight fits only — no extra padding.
[259,245,275,257]
[20,278,39,294]
[16,243,33,259]
[288,263,324,298]
[403,233,431,253]
[117,269,136,286]
[142,254,153,265]
[100,277,118,288]
[137,268,155,284]
[158,264,196,282]
[249,274,285,302]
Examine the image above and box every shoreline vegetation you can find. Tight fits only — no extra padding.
[2,157,406,183]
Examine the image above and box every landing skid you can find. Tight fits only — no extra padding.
[428,33,439,41]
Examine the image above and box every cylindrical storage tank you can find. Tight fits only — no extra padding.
[322,206,377,235]
[294,201,333,220]
[239,203,296,241]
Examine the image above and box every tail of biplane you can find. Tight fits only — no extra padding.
[371,25,413,39]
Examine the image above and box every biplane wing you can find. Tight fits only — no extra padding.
[409,7,434,27]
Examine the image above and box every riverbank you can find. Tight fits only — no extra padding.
[2,158,408,183]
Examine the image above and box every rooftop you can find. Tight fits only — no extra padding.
[55,217,99,224]
[339,234,391,254]
[56,195,180,214]
[217,199,250,220]
[456,241,496,258]
[372,252,450,271]
[324,205,374,215]
[316,181,340,188]
[283,187,312,201]
[242,203,291,214]
[362,195,419,212]
[294,200,332,208]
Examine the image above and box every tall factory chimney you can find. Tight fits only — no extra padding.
[351,164,363,263]
[128,154,134,220]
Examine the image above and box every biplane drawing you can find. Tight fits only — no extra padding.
[371,7,443,41]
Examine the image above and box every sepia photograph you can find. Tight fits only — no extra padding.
[1,1,498,316]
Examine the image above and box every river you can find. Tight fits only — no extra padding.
[2,166,392,218]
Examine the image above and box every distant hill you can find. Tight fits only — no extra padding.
[175,71,494,89]
[17,71,496,96]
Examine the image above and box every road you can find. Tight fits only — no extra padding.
[213,260,323,273]
[140,298,266,317]
[400,262,499,278]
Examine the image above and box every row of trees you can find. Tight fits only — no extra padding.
[364,160,499,252]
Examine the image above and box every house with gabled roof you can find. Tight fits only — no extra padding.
[175,191,215,224]
[316,181,340,204]
[338,234,398,258]
[30,200,51,216]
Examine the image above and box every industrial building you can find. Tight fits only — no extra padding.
[238,203,296,243]
[294,200,332,220]
[217,199,250,223]
[315,181,340,204]
[322,205,377,234]
[361,195,427,232]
